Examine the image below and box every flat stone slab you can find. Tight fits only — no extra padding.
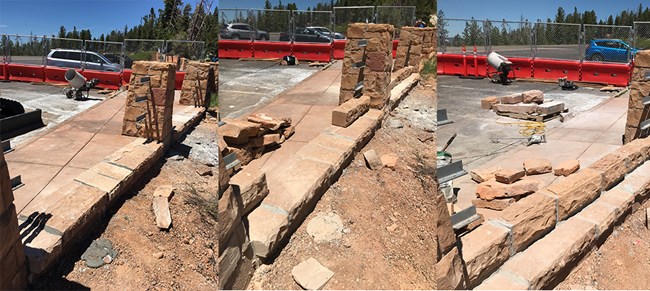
[292,257,334,290]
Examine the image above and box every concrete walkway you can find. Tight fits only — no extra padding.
[5,92,201,216]
[246,61,342,174]
[455,94,629,216]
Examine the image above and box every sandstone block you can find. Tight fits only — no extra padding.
[500,217,596,289]
[363,149,383,170]
[499,93,523,104]
[219,119,261,143]
[475,179,539,200]
[332,96,371,127]
[554,159,580,177]
[495,168,525,184]
[472,197,516,211]
[152,196,172,229]
[481,96,500,109]
[435,247,466,290]
[547,168,604,220]
[523,158,552,175]
[575,201,619,238]
[461,222,511,287]
[247,204,290,258]
[634,49,650,68]
[248,113,290,131]
[380,154,398,169]
[218,187,242,254]
[470,167,502,183]
[493,103,538,115]
[435,193,457,258]
[522,90,544,104]
[587,152,628,189]
[475,270,530,290]
[229,167,269,214]
[536,101,565,115]
[498,191,557,252]
[291,258,334,290]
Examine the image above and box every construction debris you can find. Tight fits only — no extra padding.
[218,113,294,166]
[292,258,334,290]
[152,196,172,229]
[483,90,567,122]
[309,61,327,67]
[363,149,383,170]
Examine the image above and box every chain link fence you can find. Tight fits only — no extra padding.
[333,6,375,35]
[376,6,416,39]
[218,8,255,41]
[292,10,335,42]
[0,35,204,72]
[438,16,647,64]
[634,22,650,50]
[251,9,291,42]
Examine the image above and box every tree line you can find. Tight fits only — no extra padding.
[440,4,650,49]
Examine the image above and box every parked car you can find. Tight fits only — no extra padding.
[46,49,122,72]
[103,53,133,69]
[279,27,332,43]
[220,23,269,40]
[585,39,638,62]
[306,26,345,39]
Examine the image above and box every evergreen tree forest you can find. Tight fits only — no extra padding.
[439,4,650,49]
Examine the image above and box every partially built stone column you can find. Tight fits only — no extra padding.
[179,61,213,107]
[122,61,176,142]
[394,27,437,72]
[625,50,650,143]
[0,152,27,290]
[339,23,394,109]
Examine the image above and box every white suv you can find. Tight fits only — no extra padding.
[46,49,122,72]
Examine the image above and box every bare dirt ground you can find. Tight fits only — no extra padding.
[248,82,440,289]
[556,199,650,290]
[31,119,220,290]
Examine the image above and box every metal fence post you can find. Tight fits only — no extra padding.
[483,20,490,54]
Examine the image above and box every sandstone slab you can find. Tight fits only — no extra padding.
[152,196,172,229]
[472,197,516,211]
[554,159,580,177]
[475,270,530,290]
[229,167,269,214]
[380,154,398,169]
[499,93,523,104]
[435,247,466,290]
[495,168,525,184]
[498,191,557,252]
[475,179,539,200]
[292,258,334,290]
[536,101,565,115]
[363,149,383,170]
[547,168,603,220]
[523,158,552,175]
[461,222,511,287]
[522,90,544,104]
[470,167,502,183]
[481,96,500,109]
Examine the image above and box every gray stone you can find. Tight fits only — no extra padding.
[306,213,344,243]
[81,238,118,268]
[292,258,334,290]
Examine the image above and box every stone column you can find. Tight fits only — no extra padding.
[122,61,176,142]
[394,27,437,72]
[339,23,394,109]
[0,152,27,290]
[625,50,650,143]
[179,61,213,106]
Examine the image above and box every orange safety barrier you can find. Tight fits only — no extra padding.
[507,57,534,79]
[533,58,580,81]
[0,63,6,81]
[81,70,122,90]
[122,69,132,86]
[7,64,45,83]
[437,53,466,75]
[392,40,399,59]
[175,71,185,90]
[43,66,69,85]
[581,61,631,87]
[332,40,345,59]
[253,41,292,59]
[292,42,332,62]
[218,40,254,59]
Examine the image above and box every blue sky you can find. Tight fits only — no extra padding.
[438,0,647,22]
[0,0,167,36]
[0,0,646,36]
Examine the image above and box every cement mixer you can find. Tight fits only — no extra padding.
[487,51,514,85]
[63,69,99,100]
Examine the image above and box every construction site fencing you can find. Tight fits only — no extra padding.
[376,6,417,39]
[438,16,647,64]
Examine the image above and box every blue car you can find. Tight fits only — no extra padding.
[585,39,638,63]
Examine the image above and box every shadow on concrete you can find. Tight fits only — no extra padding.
[19,212,53,244]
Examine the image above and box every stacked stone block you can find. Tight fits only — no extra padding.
[339,23,394,109]
[394,27,437,72]
[0,152,27,290]
[122,61,176,142]
[625,50,650,143]
[179,61,214,107]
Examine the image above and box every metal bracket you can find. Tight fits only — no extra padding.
[135,114,147,122]
[2,140,11,153]
[223,152,241,171]
[640,119,650,131]
[451,205,481,230]
[437,160,467,184]
[11,175,23,190]
[643,96,650,106]
[134,96,148,103]
[139,76,151,83]
[357,39,368,47]
[437,109,453,126]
